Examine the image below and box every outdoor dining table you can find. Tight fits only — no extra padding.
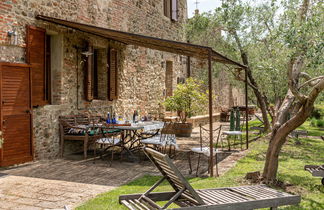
[108,121,164,160]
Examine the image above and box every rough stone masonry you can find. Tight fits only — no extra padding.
[0,0,188,159]
[0,0,244,160]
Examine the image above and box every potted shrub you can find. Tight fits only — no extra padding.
[164,78,208,137]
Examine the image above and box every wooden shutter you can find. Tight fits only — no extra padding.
[84,43,94,101]
[165,61,173,97]
[26,26,48,106]
[171,0,178,21]
[164,0,171,18]
[108,48,118,100]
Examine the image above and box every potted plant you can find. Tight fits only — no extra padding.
[163,78,209,137]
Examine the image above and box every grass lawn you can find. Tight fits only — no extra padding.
[246,117,324,137]
[297,120,324,137]
[77,136,324,210]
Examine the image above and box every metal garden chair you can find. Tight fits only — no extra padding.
[188,125,222,176]
[141,122,178,157]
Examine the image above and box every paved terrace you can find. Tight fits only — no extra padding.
[0,123,247,210]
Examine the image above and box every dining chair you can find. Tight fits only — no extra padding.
[94,126,122,166]
[140,122,178,157]
[188,124,222,177]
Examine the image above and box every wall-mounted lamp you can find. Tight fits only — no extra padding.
[81,51,93,57]
[7,28,18,45]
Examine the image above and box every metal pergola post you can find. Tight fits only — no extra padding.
[245,68,249,149]
[208,50,214,177]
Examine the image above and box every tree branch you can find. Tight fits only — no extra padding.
[307,78,324,105]
[288,56,307,102]
[299,75,324,89]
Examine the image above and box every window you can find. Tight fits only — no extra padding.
[164,0,178,21]
[84,45,119,101]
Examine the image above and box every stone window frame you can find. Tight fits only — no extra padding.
[45,30,63,105]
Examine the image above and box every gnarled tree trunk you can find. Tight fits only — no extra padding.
[263,77,324,182]
[261,0,324,182]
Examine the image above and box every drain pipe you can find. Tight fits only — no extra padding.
[73,45,82,110]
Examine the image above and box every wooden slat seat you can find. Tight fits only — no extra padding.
[305,164,324,185]
[119,148,301,209]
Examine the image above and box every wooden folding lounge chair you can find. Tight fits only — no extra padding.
[305,164,324,185]
[119,148,301,210]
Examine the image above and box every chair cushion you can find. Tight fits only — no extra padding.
[67,127,120,136]
[191,147,218,156]
[141,136,165,145]
[222,131,242,135]
[96,138,121,145]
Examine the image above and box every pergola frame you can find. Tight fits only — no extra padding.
[37,15,249,177]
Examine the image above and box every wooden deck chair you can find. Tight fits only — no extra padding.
[119,148,300,210]
[305,164,324,185]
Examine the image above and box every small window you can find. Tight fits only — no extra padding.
[164,0,178,21]
[84,45,119,101]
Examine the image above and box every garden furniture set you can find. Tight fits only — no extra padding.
[59,115,173,162]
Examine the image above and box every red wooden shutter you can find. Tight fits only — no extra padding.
[108,48,118,100]
[26,26,48,106]
[171,0,178,21]
[84,43,94,101]
[165,61,173,97]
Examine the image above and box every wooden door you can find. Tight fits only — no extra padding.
[0,63,33,167]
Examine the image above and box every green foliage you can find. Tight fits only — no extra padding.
[310,118,317,127]
[163,78,209,123]
[310,105,324,120]
[316,119,324,128]
[186,0,324,105]
[298,119,324,137]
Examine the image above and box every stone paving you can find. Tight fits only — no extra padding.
[0,157,162,210]
[0,122,248,210]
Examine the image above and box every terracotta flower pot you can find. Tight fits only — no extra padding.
[173,122,193,137]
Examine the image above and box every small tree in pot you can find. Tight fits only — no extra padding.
[164,78,209,137]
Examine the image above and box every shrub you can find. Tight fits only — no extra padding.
[310,118,317,127]
[310,106,324,119]
[317,119,324,128]
[163,78,209,123]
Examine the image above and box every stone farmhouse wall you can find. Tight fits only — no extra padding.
[0,0,188,159]
[189,58,245,112]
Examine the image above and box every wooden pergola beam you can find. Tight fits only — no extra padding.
[36,15,249,177]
